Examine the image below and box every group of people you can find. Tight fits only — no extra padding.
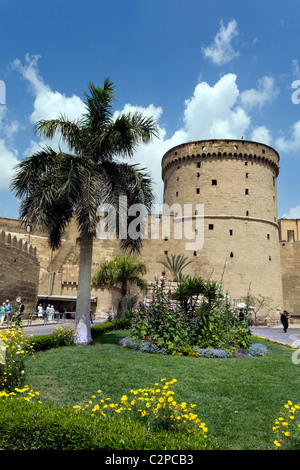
[0,299,24,326]
[37,303,55,323]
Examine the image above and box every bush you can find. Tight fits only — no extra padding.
[0,385,219,450]
[26,325,77,352]
[248,343,268,357]
[73,378,218,449]
[273,401,300,449]
[119,337,167,354]
[195,348,231,358]
[129,273,252,355]
[0,328,34,392]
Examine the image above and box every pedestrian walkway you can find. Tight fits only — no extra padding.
[251,326,300,348]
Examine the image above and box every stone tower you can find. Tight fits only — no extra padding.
[161,139,283,324]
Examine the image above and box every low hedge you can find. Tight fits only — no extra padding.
[25,319,129,353]
[0,399,219,450]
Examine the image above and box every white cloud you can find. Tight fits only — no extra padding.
[0,139,19,189]
[240,76,279,110]
[282,206,300,219]
[202,19,239,66]
[275,121,300,152]
[182,73,250,140]
[12,54,85,124]
[10,56,278,204]
[251,126,272,145]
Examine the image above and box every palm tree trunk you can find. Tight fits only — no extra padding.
[75,231,93,345]
[120,283,127,318]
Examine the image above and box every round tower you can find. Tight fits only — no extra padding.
[161,139,283,325]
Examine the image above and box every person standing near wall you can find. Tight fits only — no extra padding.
[0,302,5,325]
[5,300,12,323]
[280,310,289,332]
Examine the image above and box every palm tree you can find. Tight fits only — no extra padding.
[158,254,193,282]
[92,254,148,317]
[10,79,159,344]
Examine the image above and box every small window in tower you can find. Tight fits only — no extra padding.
[269,256,272,261]
[195,209,198,215]
[164,250,168,255]
[193,251,197,256]
[196,188,200,194]
[273,176,275,186]
[177,165,180,169]
[197,162,201,168]
[212,179,217,186]
[229,229,233,236]
[209,224,214,230]
[230,252,234,258]
[176,191,178,197]
[246,210,249,216]
[267,234,270,240]
[197,172,200,178]
[164,236,169,241]
[234,145,238,150]
[245,188,249,195]
[245,162,248,166]
[246,173,249,178]
[177,176,179,181]
[175,152,177,156]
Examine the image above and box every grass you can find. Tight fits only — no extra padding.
[24,330,300,450]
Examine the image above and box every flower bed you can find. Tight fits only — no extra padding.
[127,273,254,356]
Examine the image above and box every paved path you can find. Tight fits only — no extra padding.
[251,326,300,348]
[3,321,300,348]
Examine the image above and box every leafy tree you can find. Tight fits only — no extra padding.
[92,254,148,317]
[158,254,193,281]
[10,79,158,344]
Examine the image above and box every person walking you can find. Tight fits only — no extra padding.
[0,302,5,325]
[48,305,55,321]
[5,300,12,323]
[280,310,289,332]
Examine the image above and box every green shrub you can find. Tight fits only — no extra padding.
[130,273,252,354]
[0,398,219,450]
[26,325,77,352]
[0,328,33,392]
[91,321,114,338]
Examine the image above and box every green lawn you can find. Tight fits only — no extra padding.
[24,330,300,450]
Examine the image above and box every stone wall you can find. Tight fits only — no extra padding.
[0,230,40,311]
[280,240,300,317]
[0,139,291,325]
[161,139,283,324]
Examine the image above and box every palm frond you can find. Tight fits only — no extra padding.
[34,116,83,153]
[82,79,116,129]
[88,111,159,160]
[10,146,58,198]
[99,160,155,254]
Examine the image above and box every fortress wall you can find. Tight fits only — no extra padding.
[280,241,300,316]
[0,139,288,323]
[0,231,40,311]
[161,140,282,324]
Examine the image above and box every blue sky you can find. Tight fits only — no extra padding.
[0,0,300,220]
